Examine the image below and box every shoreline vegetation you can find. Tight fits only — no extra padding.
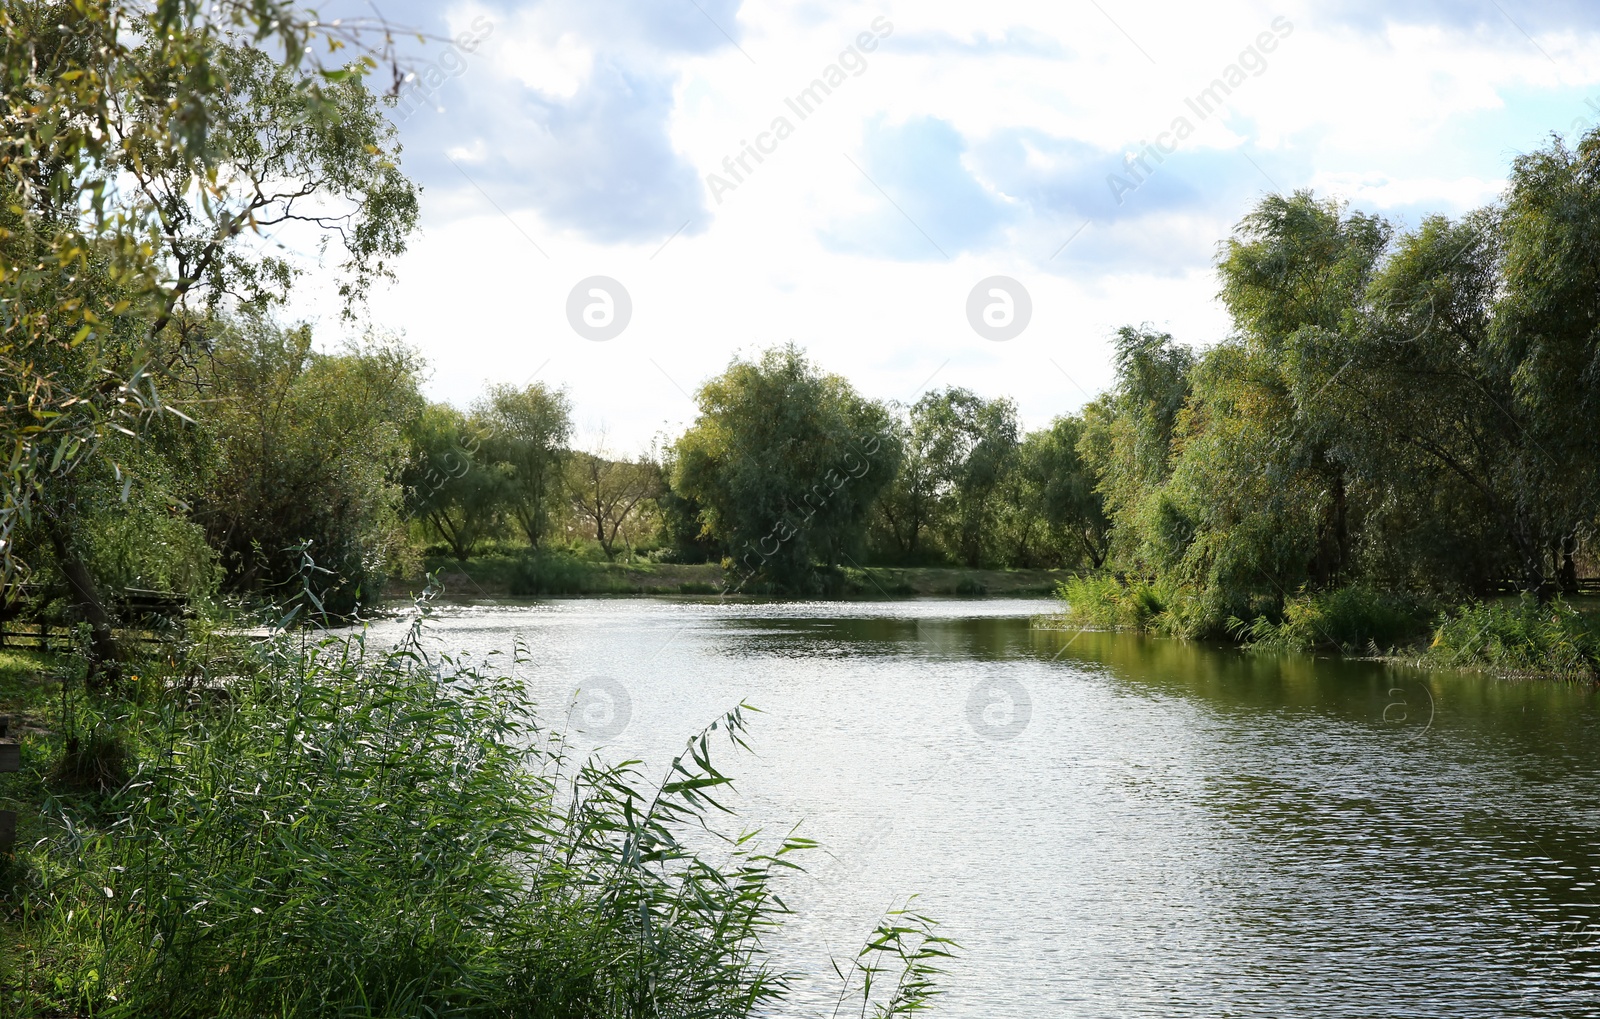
[0,2,971,1000]
[1051,576,1600,681]
[0,588,954,1016]
[397,550,1070,600]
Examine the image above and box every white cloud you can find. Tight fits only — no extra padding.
[280,0,1600,448]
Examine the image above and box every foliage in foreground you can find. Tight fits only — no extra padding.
[2,602,951,1017]
[1424,597,1600,679]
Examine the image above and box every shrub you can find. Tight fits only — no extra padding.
[1230,584,1433,654]
[1056,574,1168,632]
[508,552,600,595]
[1424,596,1600,678]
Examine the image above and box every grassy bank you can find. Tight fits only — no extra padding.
[393,550,1069,601]
[1053,575,1600,680]
[0,604,950,1016]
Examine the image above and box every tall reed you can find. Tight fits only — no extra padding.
[4,586,951,1017]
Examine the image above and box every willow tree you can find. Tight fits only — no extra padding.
[672,344,899,591]
[476,382,572,549]
[1,0,418,666]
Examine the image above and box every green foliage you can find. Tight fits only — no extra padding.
[1057,574,1170,633]
[830,902,956,1017]
[196,315,421,615]
[83,496,220,602]
[1,0,418,663]
[1425,597,1600,678]
[403,402,508,561]
[1024,416,1111,570]
[906,387,1019,567]
[868,389,1101,571]
[565,450,660,561]
[673,344,898,591]
[477,384,573,549]
[1076,328,1196,573]
[5,611,948,1016]
[507,552,610,596]
[1072,134,1600,646]
[1229,585,1433,654]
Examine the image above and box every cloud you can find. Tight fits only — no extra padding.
[821,116,1010,260]
[411,60,708,243]
[1320,0,1600,34]
[889,28,1070,59]
[382,0,748,244]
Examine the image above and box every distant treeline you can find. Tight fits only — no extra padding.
[389,341,1112,594]
[9,130,1598,620]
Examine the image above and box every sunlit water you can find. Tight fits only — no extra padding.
[354,597,1600,1017]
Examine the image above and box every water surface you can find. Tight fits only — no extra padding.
[361,598,1600,1017]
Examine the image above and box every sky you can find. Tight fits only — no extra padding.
[283,0,1600,453]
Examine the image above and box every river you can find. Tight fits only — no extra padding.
[358,597,1600,1017]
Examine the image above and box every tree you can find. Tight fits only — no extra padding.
[912,388,1019,567]
[672,344,898,590]
[197,316,422,614]
[1072,149,1600,637]
[476,383,571,548]
[1078,327,1198,572]
[403,403,506,562]
[1491,128,1600,592]
[1,0,417,666]
[566,447,661,560]
[870,411,941,562]
[1030,416,1110,569]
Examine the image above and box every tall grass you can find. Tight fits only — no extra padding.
[3,590,951,1017]
[508,552,637,596]
[1424,596,1600,678]
[1056,574,1169,632]
[1228,584,1432,655]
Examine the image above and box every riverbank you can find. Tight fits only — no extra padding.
[1051,575,1600,681]
[391,552,1070,600]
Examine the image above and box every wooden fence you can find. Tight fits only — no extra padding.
[1486,578,1600,596]
[0,586,191,650]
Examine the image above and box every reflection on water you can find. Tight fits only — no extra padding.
[359,598,1600,1017]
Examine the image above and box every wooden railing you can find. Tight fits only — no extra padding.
[1485,578,1600,596]
[0,586,191,650]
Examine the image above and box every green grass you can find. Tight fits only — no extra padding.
[0,601,952,1017]
[401,551,726,599]
[1055,574,1171,632]
[0,648,60,722]
[1423,595,1600,678]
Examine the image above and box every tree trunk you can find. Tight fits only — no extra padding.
[1558,533,1580,596]
[47,518,122,681]
[1513,515,1552,601]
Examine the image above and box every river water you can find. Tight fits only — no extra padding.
[360,597,1600,1017]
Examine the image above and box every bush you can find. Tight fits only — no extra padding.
[1056,574,1168,632]
[4,607,950,1017]
[1424,596,1600,678]
[1230,584,1432,654]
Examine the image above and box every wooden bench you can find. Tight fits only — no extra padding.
[0,586,191,648]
